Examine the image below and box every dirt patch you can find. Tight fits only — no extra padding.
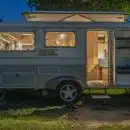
[68,105,130,123]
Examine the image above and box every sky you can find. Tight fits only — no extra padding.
[0,0,129,22]
[0,0,30,23]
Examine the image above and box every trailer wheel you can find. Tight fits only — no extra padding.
[57,81,80,103]
[0,89,6,103]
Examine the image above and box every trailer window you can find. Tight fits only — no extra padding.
[45,32,75,47]
[0,32,34,51]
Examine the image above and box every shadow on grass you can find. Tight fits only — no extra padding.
[0,91,70,119]
[0,106,68,120]
[0,91,130,123]
[83,93,130,108]
[0,90,62,110]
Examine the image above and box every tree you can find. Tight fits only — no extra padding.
[26,0,130,12]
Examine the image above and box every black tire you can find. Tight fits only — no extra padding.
[57,81,81,103]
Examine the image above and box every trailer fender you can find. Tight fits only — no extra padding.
[45,76,86,91]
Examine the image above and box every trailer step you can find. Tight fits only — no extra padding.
[90,94,111,110]
[91,94,111,99]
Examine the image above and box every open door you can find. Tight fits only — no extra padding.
[86,30,109,87]
[114,28,130,87]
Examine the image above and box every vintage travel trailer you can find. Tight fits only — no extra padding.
[0,11,130,102]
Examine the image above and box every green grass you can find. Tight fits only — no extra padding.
[0,113,130,130]
[83,88,127,95]
[0,107,71,130]
[0,118,72,130]
[0,110,130,130]
[0,120,130,130]
[0,106,129,130]
[82,88,130,107]
[0,88,130,130]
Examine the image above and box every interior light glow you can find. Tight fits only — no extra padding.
[60,34,65,39]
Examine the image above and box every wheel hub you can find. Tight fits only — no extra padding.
[60,84,77,102]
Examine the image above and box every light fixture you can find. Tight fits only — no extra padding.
[60,33,65,39]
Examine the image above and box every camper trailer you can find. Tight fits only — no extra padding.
[0,11,130,103]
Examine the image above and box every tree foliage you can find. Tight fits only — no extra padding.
[26,0,130,12]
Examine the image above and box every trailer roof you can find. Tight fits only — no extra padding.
[22,11,129,15]
[22,11,129,22]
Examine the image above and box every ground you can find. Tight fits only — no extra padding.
[0,88,130,130]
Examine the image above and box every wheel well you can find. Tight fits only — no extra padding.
[56,80,82,91]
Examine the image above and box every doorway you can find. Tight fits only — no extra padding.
[86,30,109,87]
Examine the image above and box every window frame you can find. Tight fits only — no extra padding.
[0,28,36,52]
[43,29,77,48]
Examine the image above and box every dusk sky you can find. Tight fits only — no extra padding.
[0,0,129,22]
[0,0,30,23]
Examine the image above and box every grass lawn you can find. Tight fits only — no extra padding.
[0,88,130,130]
[0,107,130,130]
[83,88,127,95]
[1,119,130,130]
